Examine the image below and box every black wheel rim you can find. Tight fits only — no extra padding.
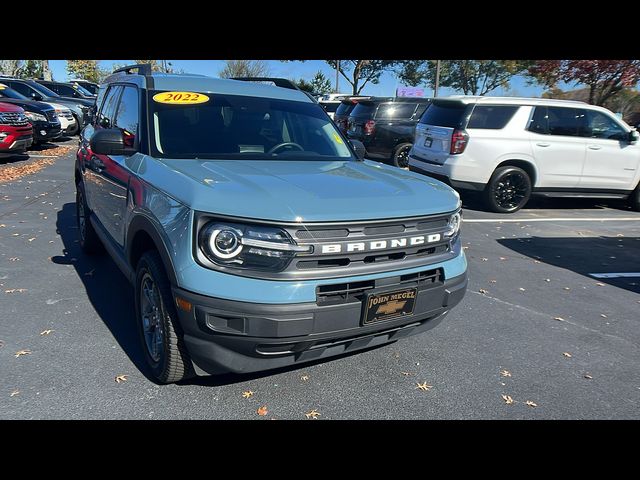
[77,191,86,242]
[494,172,528,210]
[140,272,165,363]
[396,146,410,168]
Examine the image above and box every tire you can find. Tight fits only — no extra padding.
[629,183,640,211]
[76,183,103,254]
[135,251,193,384]
[392,143,412,168]
[483,166,532,213]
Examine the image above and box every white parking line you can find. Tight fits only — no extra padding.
[589,273,640,279]
[464,217,640,223]
[26,155,57,158]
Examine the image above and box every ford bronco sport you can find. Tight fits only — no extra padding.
[75,65,467,383]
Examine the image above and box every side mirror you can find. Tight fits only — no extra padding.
[350,139,366,160]
[90,128,136,156]
[31,92,43,101]
[629,130,639,144]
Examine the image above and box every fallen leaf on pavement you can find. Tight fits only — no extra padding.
[534,260,541,264]
[416,382,433,391]
[27,237,36,242]
[115,374,128,383]
[40,329,54,336]
[554,316,565,321]
[563,287,571,291]
[584,374,593,379]
[479,289,488,294]
[0,224,5,227]
[501,394,514,405]
[305,409,321,419]
[595,282,605,287]
[563,352,572,358]
[242,390,254,399]
[481,257,488,262]
[300,375,309,381]
[11,233,19,236]
[9,257,20,261]
[518,287,526,292]
[499,257,507,260]
[15,349,31,358]
[545,279,550,282]
[5,288,27,293]
[525,400,538,408]
[500,369,512,377]
[600,314,607,318]
[10,390,20,397]
[257,406,268,416]
[400,372,413,376]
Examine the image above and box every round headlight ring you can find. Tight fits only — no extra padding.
[208,227,243,259]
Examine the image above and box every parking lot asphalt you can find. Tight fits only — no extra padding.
[1,144,639,419]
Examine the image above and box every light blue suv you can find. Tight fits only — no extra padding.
[75,65,468,383]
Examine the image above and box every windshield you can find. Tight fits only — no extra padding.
[74,84,93,96]
[78,82,98,95]
[30,82,60,97]
[150,92,355,161]
[0,86,29,100]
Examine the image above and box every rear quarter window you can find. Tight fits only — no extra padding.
[375,103,417,119]
[335,102,356,116]
[350,102,377,118]
[419,101,467,127]
[467,105,519,129]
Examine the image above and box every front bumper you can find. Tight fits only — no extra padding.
[174,271,467,375]
[32,122,62,142]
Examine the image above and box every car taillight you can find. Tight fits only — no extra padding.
[450,129,469,154]
[364,120,376,135]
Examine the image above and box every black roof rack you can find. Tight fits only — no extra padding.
[231,77,318,103]
[112,64,153,76]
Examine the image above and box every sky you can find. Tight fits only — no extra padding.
[49,60,546,97]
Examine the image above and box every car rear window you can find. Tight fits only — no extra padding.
[321,103,340,113]
[335,102,357,116]
[419,101,467,127]
[350,102,377,118]
[375,103,417,119]
[467,105,519,129]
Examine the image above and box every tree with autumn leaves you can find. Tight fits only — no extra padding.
[529,60,640,106]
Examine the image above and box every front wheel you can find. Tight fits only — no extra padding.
[484,166,532,213]
[392,143,412,168]
[135,251,193,384]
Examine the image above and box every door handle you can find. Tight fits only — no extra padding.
[536,142,550,147]
[588,145,602,150]
[90,156,105,172]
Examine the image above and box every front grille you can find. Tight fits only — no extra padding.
[317,268,442,306]
[59,111,74,120]
[0,112,29,126]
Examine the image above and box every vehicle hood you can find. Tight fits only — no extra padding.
[0,98,53,113]
[0,102,24,113]
[50,96,94,107]
[138,157,460,222]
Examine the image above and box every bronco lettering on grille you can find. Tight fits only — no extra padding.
[319,234,441,255]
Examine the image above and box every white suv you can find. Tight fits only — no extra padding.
[409,96,640,213]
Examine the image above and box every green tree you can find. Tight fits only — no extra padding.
[294,71,333,94]
[604,88,640,120]
[66,60,104,83]
[16,60,43,79]
[0,60,22,76]
[218,60,270,78]
[326,60,398,95]
[397,60,531,95]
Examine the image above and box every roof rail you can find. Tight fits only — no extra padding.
[112,64,153,76]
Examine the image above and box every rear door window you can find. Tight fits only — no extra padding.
[375,103,417,119]
[546,107,586,137]
[467,105,519,129]
[419,101,467,127]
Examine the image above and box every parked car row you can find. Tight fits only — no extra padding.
[0,77,99,156]
[321,92,640,213]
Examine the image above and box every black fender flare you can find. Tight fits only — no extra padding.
[126,214,178,286]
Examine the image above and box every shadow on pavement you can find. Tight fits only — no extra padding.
[460,191,630,213]
[498,236,640,294]
[54,202,155,381]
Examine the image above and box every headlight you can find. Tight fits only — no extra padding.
[444,211,462,239]
[24,112,47,122]
[198,222,311,272]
